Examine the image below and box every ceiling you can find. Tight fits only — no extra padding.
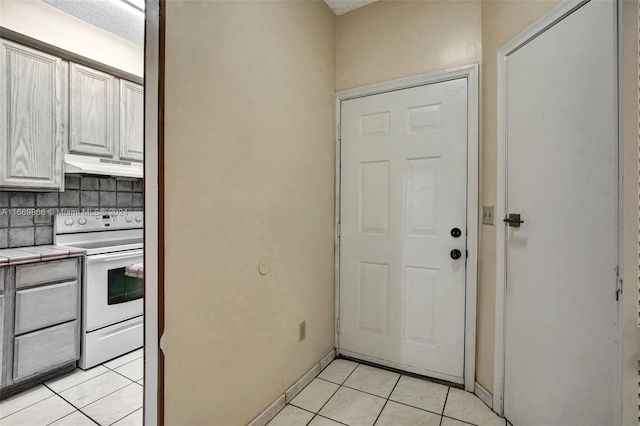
[324,0,379,15]
[41,0,144,46]
[40,0,378,47]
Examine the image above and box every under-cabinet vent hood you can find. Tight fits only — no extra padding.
[64,154,143,178]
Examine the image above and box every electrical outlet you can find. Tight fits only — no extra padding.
[299,321,306,342]
[482,206,495,225]
[34,212,52,225]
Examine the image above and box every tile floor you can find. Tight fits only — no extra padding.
[268,359,506,426]
[0,348,143,426]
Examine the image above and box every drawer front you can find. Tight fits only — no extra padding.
[15,280,78,335]
[16,259,78,289]
[14,321,78,382]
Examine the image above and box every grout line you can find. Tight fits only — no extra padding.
[439,388,451,426]
[47,368,113,394]
[106,406,143,426]
[387,396,450,418]
[46,378,133,414]
[441,414,478,426]
[0,386,54,420]
[339,363,360,385]
[108,367,143,384]
[338,383,393,401]
[371,374,401,426]
[297,360,355,426]
[41,385,100,426]
[300,379,343,420]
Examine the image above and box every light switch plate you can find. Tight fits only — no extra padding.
[482,206,495,225]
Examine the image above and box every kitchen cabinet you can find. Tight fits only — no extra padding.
[119,80,144,161]
[0,256,81,398]
[0,269,4,390]
[0,38,143,191]
[69,63,116,157]
[0,39,66,190]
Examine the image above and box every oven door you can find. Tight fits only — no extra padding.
[85,250,143,332]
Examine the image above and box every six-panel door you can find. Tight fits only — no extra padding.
[339,79,468,382]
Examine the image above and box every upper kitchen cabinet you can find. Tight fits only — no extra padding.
[119,80,143,162]
[0,39,66,190]
[69,63,115,157]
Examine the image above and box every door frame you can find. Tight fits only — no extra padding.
[493,0,622,418]
[334,65,479,392]
[144,0,162,424]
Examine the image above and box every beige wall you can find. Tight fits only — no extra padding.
[0,0,143,77]
[335,0,559,394]
[163,1,336,424]
[163,1,638,422]
[336,0,482,91]
[478,0,560,393]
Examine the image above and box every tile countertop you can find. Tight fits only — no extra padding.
[0,245,86,266]
[125,263,143,278]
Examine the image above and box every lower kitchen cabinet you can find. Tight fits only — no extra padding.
[0,268,5,390]
[13,321,78,381]
[0,258,82,398]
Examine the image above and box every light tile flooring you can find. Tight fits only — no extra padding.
[268,359,506,426]
[0,348,143,426]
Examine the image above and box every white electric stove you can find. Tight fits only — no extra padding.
[55,211,143,369]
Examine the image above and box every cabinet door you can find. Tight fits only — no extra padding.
[70,63,115,156]
[119,80,143,161]
[13,321,78,382]
[0,39,65,190]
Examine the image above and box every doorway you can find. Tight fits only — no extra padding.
[494,1,619,424]
[335,66,479,390]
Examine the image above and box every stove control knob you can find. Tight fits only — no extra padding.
[135,216,142,223]
[78,218,87,225]
[125,216,133,223]
[64,219,74,226]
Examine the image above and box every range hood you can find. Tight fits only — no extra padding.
[64,154,143,178]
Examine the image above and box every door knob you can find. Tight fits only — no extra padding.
[450,249,462,260]
[503,213,524,228]
[451,227,462,238]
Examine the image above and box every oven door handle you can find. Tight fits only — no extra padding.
[86,250,143,263]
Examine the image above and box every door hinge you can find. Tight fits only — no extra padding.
[338,124,341,141]
[615,265,622,301]
[336,318,340,334]
[337,223,341,238]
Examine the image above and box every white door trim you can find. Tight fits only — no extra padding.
[335,64,479,392]
[143,1,159,424]
[493,0,621,418]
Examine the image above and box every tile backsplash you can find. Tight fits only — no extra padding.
[0,176,143,249]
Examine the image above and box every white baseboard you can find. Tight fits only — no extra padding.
[248,348,336,426]
[474,381,493,409]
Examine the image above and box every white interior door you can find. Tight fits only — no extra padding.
[339,79,468,382]
[503,1,618,425]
